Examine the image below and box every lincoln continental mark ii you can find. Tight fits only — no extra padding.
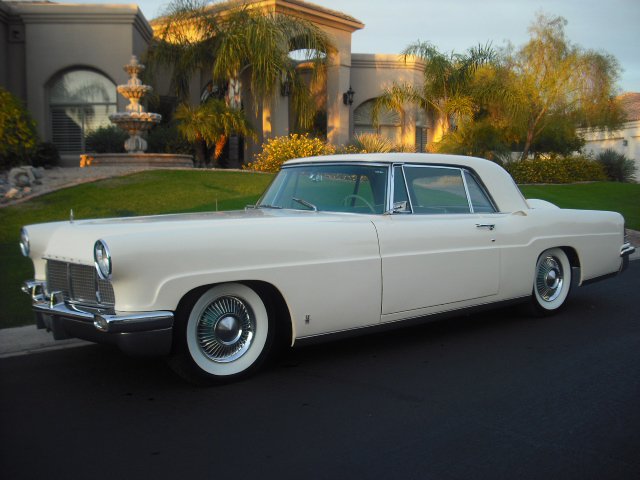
[20,153,635,383]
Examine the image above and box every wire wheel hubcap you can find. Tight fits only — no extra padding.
[536,256,564,302]
[197,296,255,363]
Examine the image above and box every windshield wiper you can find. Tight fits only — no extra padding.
[292,197,318,211]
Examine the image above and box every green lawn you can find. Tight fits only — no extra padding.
[0,170,273,329]
[1,172,637,329]
[518,182,640,231]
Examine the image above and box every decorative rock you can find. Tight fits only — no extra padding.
[8,166,37,188]
[13,173,30,188]
[4,187,20,199]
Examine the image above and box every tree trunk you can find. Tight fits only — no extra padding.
[214,136,228,167]
[226,77,242,110]
[194,140,206,168]
[520,128,535,161]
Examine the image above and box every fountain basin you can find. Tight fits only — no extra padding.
[81,153,194,168]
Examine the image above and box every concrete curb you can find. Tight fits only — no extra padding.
[0,325,90,359]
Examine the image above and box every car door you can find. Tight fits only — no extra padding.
[374,164,503,317]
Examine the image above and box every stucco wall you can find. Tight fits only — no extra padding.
[0,3,27,100]
[16,5,152,138]
[581,121,640,179]
[2,3,152,165]
[0,2,8,90]
[350,53,425,146]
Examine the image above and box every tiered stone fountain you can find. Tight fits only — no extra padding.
[83,55,192,167]
[110,55,161,153]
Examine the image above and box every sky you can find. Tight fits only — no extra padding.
[65,0,640,92]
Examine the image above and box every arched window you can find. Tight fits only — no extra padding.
[49,69,117,153]
[353,99,401,145]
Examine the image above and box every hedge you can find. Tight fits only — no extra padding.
[504,156,607,184]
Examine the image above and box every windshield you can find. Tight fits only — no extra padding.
[257,164,388,214]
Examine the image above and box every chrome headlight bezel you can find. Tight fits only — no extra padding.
[94,239,112,280]
[19,228,30,257]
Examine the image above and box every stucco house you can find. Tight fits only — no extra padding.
[581,92,640,175]
[1,0,431,166]
[1,1,152,165]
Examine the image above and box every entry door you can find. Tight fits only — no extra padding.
[375,214,502,315]
[375,164,502,315]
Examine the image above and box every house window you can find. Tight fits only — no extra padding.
[49,69,117,153]
[353,99,401,144]
[415,109,428,152]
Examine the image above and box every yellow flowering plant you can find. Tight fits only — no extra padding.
[245,134,336,173]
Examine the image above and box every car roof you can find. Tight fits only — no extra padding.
[285,152,482,167]
[283,153,529,213]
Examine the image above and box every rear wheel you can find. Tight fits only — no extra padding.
[168,283,273,384]
[530,248,572,315]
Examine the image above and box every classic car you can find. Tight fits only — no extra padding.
[20,153,635,384]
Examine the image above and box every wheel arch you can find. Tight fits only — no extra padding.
[172,280,293,353]
[558,245,581,285]
[559,246,580,269]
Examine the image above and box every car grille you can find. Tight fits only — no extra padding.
[46,260,115,308]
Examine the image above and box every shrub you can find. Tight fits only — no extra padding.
[32,142,60,168]
[334,144,362,155]
[504,155,607,184]
[352,133,394,153]
[0,87,38,169]
[434,119,512,162]
[147,122,193,155]
[245,133,335,173]
[351,132,415,153]
[596,149,636,182]
[85,126,127,153]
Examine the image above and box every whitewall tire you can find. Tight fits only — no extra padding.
[169,283,273,384]
[531,248,572,315]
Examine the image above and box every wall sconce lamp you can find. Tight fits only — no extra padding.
[343,86,355,105]
[280,80,291,97]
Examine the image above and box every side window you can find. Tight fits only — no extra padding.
[464,171,496,213]
[404,166,470,214]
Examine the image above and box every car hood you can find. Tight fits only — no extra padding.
[26,208,372,265]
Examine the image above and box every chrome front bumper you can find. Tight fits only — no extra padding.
[22,280,174,356]
[620,242,635,272]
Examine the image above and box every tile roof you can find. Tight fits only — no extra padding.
[618,92,640,121]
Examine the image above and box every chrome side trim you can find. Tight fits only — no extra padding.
[294,296,529,346]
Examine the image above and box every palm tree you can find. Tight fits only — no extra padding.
[371,83,420,147]
[372,42,495,144]
[174,99,256,167]
[148,0,333,130]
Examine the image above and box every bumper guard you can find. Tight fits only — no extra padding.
[620,242,635,273]
[22,280,174,356]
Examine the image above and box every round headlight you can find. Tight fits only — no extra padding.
[19,228,30,257]
[94,240,112,280]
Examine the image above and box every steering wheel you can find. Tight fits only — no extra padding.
[342,194,375,213]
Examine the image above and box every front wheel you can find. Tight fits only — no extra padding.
[529,248,572,315]
[168,283,273,384]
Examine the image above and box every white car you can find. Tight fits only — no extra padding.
[20,153,635,384]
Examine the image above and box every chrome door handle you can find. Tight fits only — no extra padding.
[476,223,495,231]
